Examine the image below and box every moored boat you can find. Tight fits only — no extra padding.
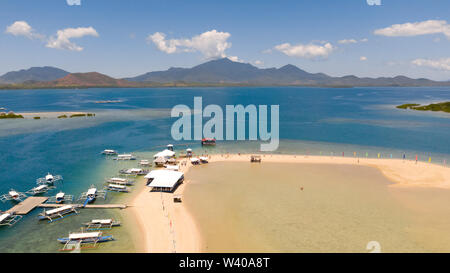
[105,184,129,192]
[106,177,134,185]
[114,154,136,160]
[0,189,27,202]
[83,219,121,230]
[201,138,216,146]
[101,149,118,155]
[57,231,114,245]
[38,205,78,222]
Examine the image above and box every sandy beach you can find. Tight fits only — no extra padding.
[128,153,450,253]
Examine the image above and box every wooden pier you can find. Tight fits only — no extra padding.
[38,203,127,209]
[6,197,48,215]
[5,196,127,216]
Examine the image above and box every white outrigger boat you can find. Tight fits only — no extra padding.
[38,205,78,222]
[139,159,151,166]
[119,168,148,176]
[26,184,54,195]
[0,212,22,227]
[83,219,121,230]
[106,177,134,185]
[105,184,129,193]
[114,154,136,160]
[101,149,118,155]
[36,173,63,185]
[78,185,107,206]
[58,231,114,251]
[47,192,74,204]
[0,189,27,203]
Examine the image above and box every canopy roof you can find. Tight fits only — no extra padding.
[0,213,11,223]
[92,219,112,224]
[46,205,73,215]
[56,192,65,198]
[153,149,175,159]
[87,188,97,195]
[69,232,101,240]
[145,170,184,188]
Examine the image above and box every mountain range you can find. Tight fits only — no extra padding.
[1,58,449,88]
[0,66,69,84]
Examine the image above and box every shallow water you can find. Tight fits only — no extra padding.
[0,86,449,252]
[184,162,450,252]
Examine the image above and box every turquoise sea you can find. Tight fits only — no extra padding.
[0,86,449,252]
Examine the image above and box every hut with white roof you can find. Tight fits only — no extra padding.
[153,149,176,160]
[145,170,184,192]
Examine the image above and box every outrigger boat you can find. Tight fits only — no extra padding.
[139,159,151,166]
[119,168,148,176]
[58,231,114,250]
[0,189,27,203]
[0,212,22,227]
[38,205,78,222]
[47,192,74,204]
[78,185,107,206]
[114,154,136,160]
[105,184,129,192]
[26,184,54,195]
[83,219,121,230]
[106,177,134,185]
[201,138,216,146]
[36,173,63,185]
[101,149,118,155]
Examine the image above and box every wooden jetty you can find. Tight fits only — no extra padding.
[6,197,48,215]
[38,203,127,209]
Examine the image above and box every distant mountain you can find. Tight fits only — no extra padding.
[52,72,132,87]
[2,59,450,89]
[0,66,69,84]
[28,72,142,88]
[126,58,450,87]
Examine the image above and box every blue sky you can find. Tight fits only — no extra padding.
[0,0,450,80]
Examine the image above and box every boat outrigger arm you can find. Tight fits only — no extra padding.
[36,174,63,185]
[0,190,27,203]
[26,185,55,195]
[38,205,79,222]
[58,231,114,251]
[83,219,121,230]
[0,213,22,226]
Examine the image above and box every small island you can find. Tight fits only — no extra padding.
[397,102,450,113]
[0,112,24,119]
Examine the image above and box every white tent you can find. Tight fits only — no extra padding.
[145,170,184,192]
[153,149,175,159]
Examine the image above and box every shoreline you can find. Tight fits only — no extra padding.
[128,153,450,253]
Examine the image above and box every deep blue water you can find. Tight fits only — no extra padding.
[0,86,449,252]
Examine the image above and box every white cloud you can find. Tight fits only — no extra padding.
[46,27,98,51]
[411,58,450,71]
[227,56,244,63]
[374,20,450,38]
[360,56,367,61]
[147,30,232,59]
[338,39,357,44]
[274,42,334,59]
[254,60,263,66]
[338,38,368,44]
[5,21,44,40]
